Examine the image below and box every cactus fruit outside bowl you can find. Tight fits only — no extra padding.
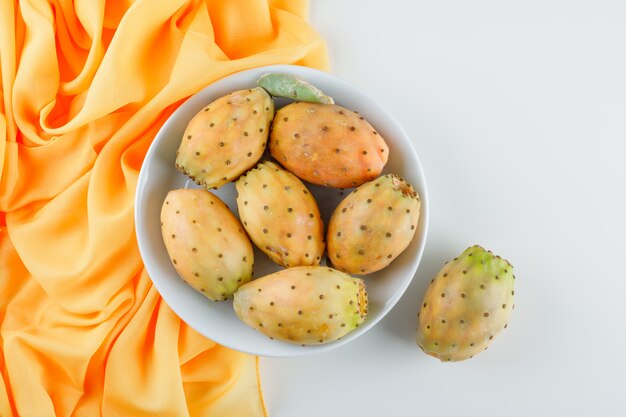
[416,246,515,362]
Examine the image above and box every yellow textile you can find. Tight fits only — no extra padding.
[0,0,328,415]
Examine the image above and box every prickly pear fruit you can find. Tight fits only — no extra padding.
[160,189,253,301]
[257,73,334,104]
[269,102,389,188]
[416,246,515,362]
[233,266,368,345]
[327,174,420,274]
[235,161,324,268]
[175,87,274,189]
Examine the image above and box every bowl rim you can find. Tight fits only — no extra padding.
[134,64,429,357]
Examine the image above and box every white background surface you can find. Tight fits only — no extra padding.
[262,1,626,416]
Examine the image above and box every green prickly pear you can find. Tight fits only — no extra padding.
[175,87,274,189]
[416,245,515,362]
[233,266,368,345]
[235,161,325,268]
[257,73,334,104]
[269,102,389,188]
[160,189,253,301]
[327,174,421,274]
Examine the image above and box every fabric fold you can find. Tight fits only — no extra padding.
[0,0,328,415]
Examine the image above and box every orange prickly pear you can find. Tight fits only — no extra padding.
[327,174,421,274]
[269,102,389,188]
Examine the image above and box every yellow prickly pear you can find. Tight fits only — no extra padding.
[175,87,273,189]
[160,189,253,301]
[236,161,325,268]
[233,266,368,345]
[416,246,515,361]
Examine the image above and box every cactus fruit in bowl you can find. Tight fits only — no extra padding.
[416,245,515,361]
[327,174,421,274]
[257,73,334,104]
[160,189,254,301]
[175,87,274,189]
[269,102,389,188]
[135,65,429,357]
[233,266,368,345]
[235,160,325,268]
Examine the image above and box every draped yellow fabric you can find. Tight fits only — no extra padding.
[0,0,328,415]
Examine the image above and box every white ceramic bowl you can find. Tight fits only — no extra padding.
[135,65,429,357]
